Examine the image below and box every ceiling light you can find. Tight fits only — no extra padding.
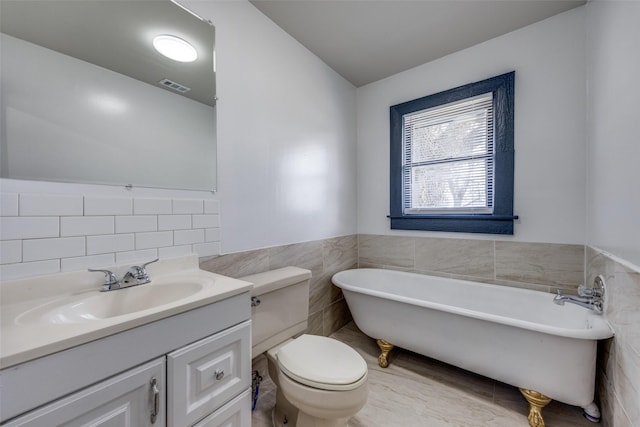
[153,35,197,62]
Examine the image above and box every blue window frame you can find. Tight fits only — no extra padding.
[390,72,516,234]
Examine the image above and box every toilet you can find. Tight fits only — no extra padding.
[242,267,368,427]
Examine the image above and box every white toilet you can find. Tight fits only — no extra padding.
[242,267,368,427]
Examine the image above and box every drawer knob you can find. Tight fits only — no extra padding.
[251,296,261,307]
[215,369,225,380]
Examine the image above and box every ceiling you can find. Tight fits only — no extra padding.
[0,0,216,106]
[250,0,586,87]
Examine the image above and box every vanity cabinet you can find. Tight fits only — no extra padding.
[168,322,251,427]
[4,358,166,426]
[0,293,252,427]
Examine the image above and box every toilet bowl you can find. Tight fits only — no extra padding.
[242,267,369,427]
[269,335,368,427]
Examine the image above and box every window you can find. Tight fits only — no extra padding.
[390,72,516,234]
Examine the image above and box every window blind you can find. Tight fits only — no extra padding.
[402,93,494,214]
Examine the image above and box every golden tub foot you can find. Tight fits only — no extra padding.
[376,339,394,368]
[519,388,552,427]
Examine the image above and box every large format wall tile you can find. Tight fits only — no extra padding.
[199,249,270,278]
[268,240,323,277]
[495,241,584,288]
[357,235,584,292]
[324,235,357,272]
[309,271,336,315]
[415,237,494,278]
[323,299,352,336]
[358,234,414,268]
[200,236,356,339]
[590,248,639,427]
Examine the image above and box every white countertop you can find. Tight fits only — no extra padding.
[0,255,252,369]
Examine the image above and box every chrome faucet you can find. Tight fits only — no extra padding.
[553,275,605,314]
[89,258,159,291]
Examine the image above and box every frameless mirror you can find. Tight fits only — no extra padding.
[0,0,217,191]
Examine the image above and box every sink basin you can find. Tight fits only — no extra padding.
[15,280,204,325]
[1,254,254,370]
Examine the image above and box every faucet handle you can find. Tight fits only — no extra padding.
[141,258,159,269]
[88,268,119,291]
[126,258,159,283]
[578,284,604,298]
[577,284,591,297]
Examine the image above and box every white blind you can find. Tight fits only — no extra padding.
[402,93,494,214]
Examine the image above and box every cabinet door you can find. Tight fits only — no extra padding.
[193,389,251,427]
[168,321,251,427]
[4,358,166,427]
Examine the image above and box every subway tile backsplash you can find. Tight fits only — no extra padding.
[0,192,220,280]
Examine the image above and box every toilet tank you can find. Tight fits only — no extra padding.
[240,267,312,358]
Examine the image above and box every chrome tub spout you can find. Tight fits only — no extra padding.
[553,291,603,313]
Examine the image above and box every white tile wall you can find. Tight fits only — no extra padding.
[61,254,115,272]
[1,260,60,281]
[20,194,83,216]
[84,196,132,215]
[115,216,157,233]
[61,216,114,237]
[0,240,22,264]
[0,192,221,280]
[159,245,192,259]
[158,215,191,231]
[204,200,220,214]
[87,234,135,255]
[173,199,204,214]
[134,198,172,215]
[193,214,220,229]
[1,193,18,216]
[136,231,173,250]
[116,249,158,264]
[205,228,221,242]
[0,217,59,240]
[174,229,205,245]
[23,237,85,262]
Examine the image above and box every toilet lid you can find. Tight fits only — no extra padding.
[277,334,368,391]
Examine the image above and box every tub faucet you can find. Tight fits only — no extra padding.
[553,275,605,314]
[553,291,603,313]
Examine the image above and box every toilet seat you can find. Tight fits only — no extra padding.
[277,334,368,391]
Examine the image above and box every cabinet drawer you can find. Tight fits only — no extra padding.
[167,321,251,427]
[4,358,166,427]
[193,389,251,427]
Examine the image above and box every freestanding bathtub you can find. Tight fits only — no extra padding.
[331,268,614,427]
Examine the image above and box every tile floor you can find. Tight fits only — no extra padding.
[251,322,596,427]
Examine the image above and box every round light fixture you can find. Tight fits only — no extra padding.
[153,35,198,62]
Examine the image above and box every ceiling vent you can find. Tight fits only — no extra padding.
[158,78,191,93]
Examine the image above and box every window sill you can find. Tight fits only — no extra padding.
[389,215,517,234]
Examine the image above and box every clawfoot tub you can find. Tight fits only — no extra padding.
[332,269,613,427]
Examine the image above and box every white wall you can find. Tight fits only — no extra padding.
[183,0,358,254]
[356,7,587,244]
[586,0,640,268]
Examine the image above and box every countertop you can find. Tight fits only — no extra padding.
[0,255,252,369]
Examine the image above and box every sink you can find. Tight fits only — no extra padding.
[15,280,204,325]
[1,255,254,370]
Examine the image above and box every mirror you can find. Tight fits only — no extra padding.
[0,0,217,191]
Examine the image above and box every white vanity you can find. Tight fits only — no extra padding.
[0,256,252,426]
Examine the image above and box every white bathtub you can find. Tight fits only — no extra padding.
[332,268,613,419]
